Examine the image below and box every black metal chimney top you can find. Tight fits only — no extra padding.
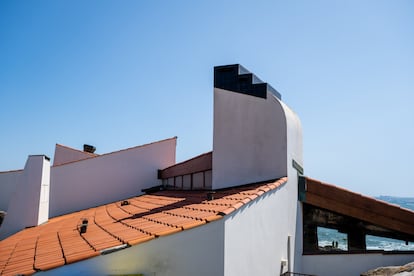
[214,64,281,100]
[83,144,96,154]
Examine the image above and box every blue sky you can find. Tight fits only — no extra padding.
[1,1,413,196]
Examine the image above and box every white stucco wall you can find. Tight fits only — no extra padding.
[53,144,96,166]
[218,90,303,275]
[0,155,50,239]
[302,253,414,276]
[294,202,304,273]
[0,170,23,211]
[50,138,176,217]
[38,219,225,276]
[38,159,50,225]
[223,184,293,276]
[212,88,289,189]
[281,99,304,273]
[223,171,304,275]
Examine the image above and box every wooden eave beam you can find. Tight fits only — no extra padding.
[303,177,414,237]
[159,152,212,179]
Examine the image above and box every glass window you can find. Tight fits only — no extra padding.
[366,235,414,251]
[317,226,348,251]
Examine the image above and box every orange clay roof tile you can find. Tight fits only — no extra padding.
[0,177,287,275]
[127,234,155,246]
[3,268,36,276]
[218,207,237,215]
[34,259,66,271]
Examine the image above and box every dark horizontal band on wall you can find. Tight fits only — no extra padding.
[159,151,212,179]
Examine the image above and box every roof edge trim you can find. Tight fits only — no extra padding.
[53,137,177,168]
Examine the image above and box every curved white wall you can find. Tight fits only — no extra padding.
[222,96,303,274]
[212,88,288,189]
[213,87,303,274]
[281,97,304,272]
[50,138,176,217]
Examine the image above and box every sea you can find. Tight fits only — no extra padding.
[317,196,414,251]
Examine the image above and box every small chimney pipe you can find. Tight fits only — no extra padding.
[83,144,96,153]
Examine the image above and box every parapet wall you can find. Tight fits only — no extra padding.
[50,138,176,217]
[0,170,23,212]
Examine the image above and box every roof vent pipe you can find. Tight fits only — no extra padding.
[83,144,96,153]
[207,192,216,201]
[79,219,88,234]
[121,200,129,206]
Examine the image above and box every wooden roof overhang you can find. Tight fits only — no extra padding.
[158,151,212,179]
[299,177,414,239]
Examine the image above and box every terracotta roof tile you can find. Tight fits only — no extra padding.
[2,267,36,276]
[219,207,237,216]
[0,177,287,275]
[127,234,155,246]
[240,197,252,204]
[183,203,228,213]
[34,259,65,271]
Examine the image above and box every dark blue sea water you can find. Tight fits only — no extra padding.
[318,196,414,251]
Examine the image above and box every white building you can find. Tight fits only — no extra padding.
[0,64,413,276]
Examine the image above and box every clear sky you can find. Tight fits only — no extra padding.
[1,1,413,197]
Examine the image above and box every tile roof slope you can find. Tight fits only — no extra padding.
[0,177,287,276]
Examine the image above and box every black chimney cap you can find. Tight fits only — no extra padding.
[83,144,96,153]
[214,64,281,100]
